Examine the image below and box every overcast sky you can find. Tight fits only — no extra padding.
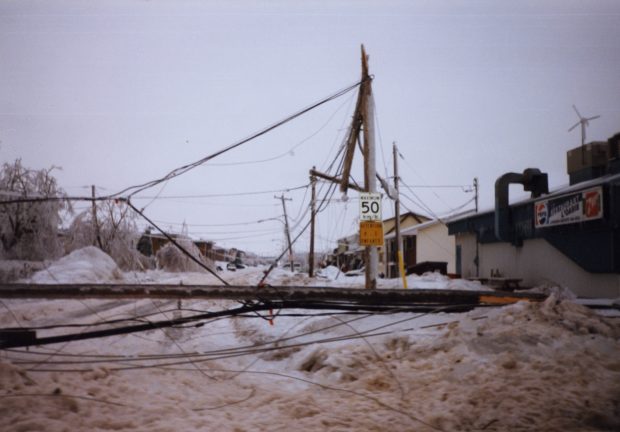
[1,0,619,256]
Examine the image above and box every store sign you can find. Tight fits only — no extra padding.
[534,186,603,228]
[359,192,382,221]
[360,221,384,246]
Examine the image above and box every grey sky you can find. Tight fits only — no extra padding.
[1,0,619,255]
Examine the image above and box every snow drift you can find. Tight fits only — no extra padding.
[27,246,123,284]
[2,254,619,431]
[1,292,619,431]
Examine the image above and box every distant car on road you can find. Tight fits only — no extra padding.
[226,262,237,271]
[282,262,302,272]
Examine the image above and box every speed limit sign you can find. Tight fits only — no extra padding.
[359,192,382,221]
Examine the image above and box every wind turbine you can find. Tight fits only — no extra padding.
[568,104,600,147]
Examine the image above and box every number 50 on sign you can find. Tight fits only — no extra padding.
[359,192,382,221]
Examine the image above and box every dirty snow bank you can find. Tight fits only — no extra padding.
[261,265,490,290]
[1,294,619,431]
[27,246,123,284]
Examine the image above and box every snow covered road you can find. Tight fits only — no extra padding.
[1,249,619,431]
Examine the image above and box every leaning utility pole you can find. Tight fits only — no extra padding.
[360,45,379,290]
[312,45,379,288]
[308,167,317,277]
[275,195,294,272]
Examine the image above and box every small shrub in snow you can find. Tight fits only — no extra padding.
[156,238,215,273]
[0,159,70,260]
[0,260,48,283]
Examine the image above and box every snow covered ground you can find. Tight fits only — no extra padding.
[1,248,619,431]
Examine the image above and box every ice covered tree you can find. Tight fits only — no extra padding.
[156,236,215,273]
[66,199,147,270]
[0,159,70,260]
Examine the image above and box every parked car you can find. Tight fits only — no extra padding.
[226,262,237,271]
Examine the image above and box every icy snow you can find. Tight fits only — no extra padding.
[1,249,619,431]
[28,246,123,284]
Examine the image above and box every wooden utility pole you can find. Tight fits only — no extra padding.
[393,142,407,287]
[474,177,480,277]
[308,46,378,288]
[309,167,317,277]
[474,177,479,213]
[360,45,379,290]
[309,168,365,193]
[275,195,294,272]
[91,185,103,248]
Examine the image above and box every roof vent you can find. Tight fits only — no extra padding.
[495,168,548,246]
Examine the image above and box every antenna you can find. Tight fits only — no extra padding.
[568,104,601,147]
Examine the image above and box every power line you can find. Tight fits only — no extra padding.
[183,231,282,242]
[400,180,475,219]
[147,218,281,228]
[110,79,365,198]
[397,151,462,210]
[132,184,309,200]
[402,184,473,189]
[205,93,356,167]
[258,159,342,284]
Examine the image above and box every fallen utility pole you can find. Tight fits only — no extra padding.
[0,287,549,350]
[0,283,546,304]
[0,283,550,349]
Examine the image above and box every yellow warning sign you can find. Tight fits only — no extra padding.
[359,221,384,246]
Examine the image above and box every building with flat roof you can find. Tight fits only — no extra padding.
[447,133,620,298]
